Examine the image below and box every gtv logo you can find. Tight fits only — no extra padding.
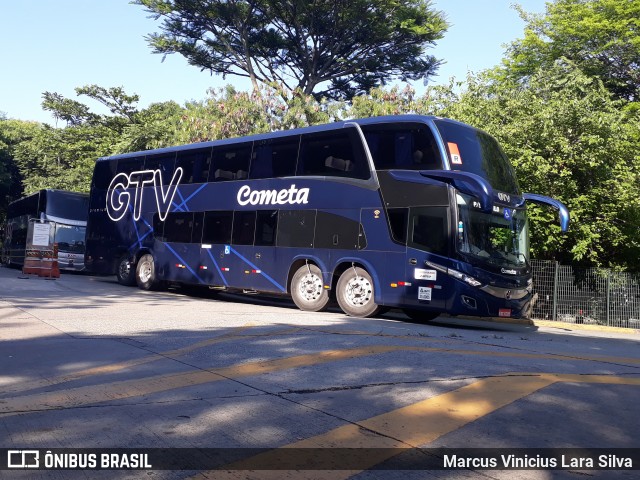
[106,168,183,222]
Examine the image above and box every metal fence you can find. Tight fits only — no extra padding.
[530,259,640,328]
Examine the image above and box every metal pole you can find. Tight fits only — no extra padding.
[606,271,611,326]
[552,261,559,321]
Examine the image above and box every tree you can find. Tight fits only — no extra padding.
[0,119,40,222]
[13,85,184,194]
[134,0,448,100]
[443,61,640,270]
[501,0,640,102]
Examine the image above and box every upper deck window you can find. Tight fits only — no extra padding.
[362,123,442,170]
[435,120,520,195]
[250,137,300,179]
[297,129,370,180]
[210,143,252,182]
[176,148,212,184]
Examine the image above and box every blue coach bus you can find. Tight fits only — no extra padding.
[85,115,569,321]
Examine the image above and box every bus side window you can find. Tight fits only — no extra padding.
[211,143,252,181]
[277,210,316,247]
[255,210,278,246]
[163,212,195,243]
[315,211,361,249]
[92,161,118,190]
[202,211,233,244]
[362,124,442,170]
[232,211,256,245]
[298,130,370,180]
[192,212,204,244]
[250,137,299,179]
[116,157,146,175]
[175,148,211,184]
[144,153,176,183]
[409,207,449,255]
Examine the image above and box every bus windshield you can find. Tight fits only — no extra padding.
[456,194,529,269]
[434,119,520,195]
[54,224,86,253]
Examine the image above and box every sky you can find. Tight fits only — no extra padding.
[0,0,547,124]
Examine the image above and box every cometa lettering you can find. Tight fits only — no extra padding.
[237,184,310,206]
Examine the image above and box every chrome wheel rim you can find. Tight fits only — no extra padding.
[139,260,153,283]
[298,273,323,302]
[345,275,373,307]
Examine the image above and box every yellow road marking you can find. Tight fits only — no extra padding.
[5,325,304,394]
[3,339,640,416]
[0,345,401,416]
[194,373,640,479]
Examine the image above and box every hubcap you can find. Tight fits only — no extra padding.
[298,273,323,302]
[345,275,373,307]
[139,260,152,283]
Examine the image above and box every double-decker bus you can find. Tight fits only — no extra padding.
[3,189,89,271]
[85,115,568,321]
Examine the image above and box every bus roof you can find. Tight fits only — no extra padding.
[96,114,472,162]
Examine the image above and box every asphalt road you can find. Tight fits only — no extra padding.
[1,266,639,479]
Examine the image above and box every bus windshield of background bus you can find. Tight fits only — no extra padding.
[54,224,86,253]
[456,194,529,269]
[47,194,89,222]
[434,120,520,195]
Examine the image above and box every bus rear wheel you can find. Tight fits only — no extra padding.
[136,254,162,290]
[336,266,381,318]
[290,264,330,312]
[116,255,136,286]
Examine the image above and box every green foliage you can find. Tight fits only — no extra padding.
[445,61,640,270]
[0,119,40,222]
[502,0,640,101]
[13,85,183,197]
[134,0,448,100]
[175,84,343,144]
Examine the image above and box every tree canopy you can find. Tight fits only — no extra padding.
[134,0,448,100]
[441,62,640,269]
[3,0,640,271]
[501,0,640,101]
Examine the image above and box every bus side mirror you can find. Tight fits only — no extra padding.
[420,170,494,213]
[522,193,570,232]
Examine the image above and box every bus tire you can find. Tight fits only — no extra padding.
[402,309,439,323]
[336,266,381,318]
[290,264,330,312]
[116,255,136,286]
[135,254,162,291]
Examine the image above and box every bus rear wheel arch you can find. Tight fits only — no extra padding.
[290,263,331,312]
[336,265,381,318]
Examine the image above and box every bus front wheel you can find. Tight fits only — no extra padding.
[336,266,381,318]
[116,255,136,286]
[291,264,330,312]
[136,254,162,290]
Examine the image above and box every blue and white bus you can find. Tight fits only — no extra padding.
[85,115,568,320]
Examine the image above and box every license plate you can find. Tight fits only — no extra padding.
[418,287,432,301]
[498,309,511,317]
